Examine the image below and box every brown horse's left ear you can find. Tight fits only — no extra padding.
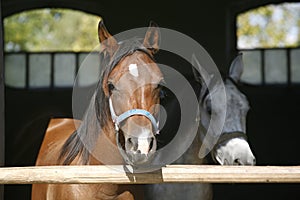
[143,21,160,54]
[98,20,118,57]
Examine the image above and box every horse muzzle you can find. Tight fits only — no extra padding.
[117,130,157,166]
[126,135,157,164]
[109,98,160,166]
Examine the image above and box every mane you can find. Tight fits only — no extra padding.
[59,38,154,165]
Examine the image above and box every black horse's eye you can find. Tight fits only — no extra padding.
[206,99,212,115]
[206,106,212,115]
[108,83,115,92]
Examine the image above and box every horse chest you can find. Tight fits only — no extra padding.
[46,184,119,200]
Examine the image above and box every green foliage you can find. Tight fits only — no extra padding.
[4,9,101,52]
[237,3,300,49]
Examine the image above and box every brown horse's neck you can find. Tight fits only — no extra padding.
[89,119,124,165]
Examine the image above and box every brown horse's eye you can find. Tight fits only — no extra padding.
[159,88,166,99]
[108,83,115,93]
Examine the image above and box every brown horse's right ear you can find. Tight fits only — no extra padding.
[143,21,160,55]
[98,20,118,57]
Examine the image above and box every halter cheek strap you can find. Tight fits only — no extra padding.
[215,132,248,147]
[109,97,160,135]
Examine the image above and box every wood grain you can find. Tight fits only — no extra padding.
[0,165,299,184]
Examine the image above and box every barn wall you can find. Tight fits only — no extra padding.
[0,0,4,198]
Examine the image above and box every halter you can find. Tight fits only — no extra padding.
[215,131,247,146]
[109,97,160,135]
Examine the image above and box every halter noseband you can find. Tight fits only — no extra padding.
[109,97,160,135]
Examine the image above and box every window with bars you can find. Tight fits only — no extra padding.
[237,3,300,85]
[3,8,101,89]
[4,52,100,89]
[240,48,300,85]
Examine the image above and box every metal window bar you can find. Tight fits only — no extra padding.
[50,53,55,90]
[287,49,291,86]
[261,49,265,85]
[25,53,29,90]
[75,52,80,75]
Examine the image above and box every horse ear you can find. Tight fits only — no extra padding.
[191,54,204,85]
[229,53,244,83]
[191,54,213,99]
[98,20,118,56]
[143,21,160,54]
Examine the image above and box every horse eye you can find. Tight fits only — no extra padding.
[157,85,167,99]
[108,83,115,92]
[206,106,212,115]
[205,98,212,115]
[160,89,166,99]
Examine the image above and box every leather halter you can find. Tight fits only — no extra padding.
[108,97,160,135]
[215,131,248,147]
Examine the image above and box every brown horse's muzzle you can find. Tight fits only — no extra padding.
[125,135,157,165]
[117,117,157,166]
[109,97,160,166]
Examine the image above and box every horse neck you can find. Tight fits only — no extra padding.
[176,132,206,165]
[88,121,124,165]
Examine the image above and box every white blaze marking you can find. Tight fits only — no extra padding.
[138,139,149,154]
[129,64,139,77]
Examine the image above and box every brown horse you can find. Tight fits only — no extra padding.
[32,20,163,200]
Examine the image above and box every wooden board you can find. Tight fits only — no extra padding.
[0,165,300,184]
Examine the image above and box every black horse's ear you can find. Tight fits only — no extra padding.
[143,21,160,55]
[191,54,214,99]
[229,53,244,83]
[98,20,118,57]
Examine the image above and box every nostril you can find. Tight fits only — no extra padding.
[234,159,242,165]
[149,137,154,151]
[128,138,132,144]
[118,131,125,150]
[127,138,138,151]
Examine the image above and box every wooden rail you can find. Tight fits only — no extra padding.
[0,165,300,184]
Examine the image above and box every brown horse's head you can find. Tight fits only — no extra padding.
[98,21,163,166]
